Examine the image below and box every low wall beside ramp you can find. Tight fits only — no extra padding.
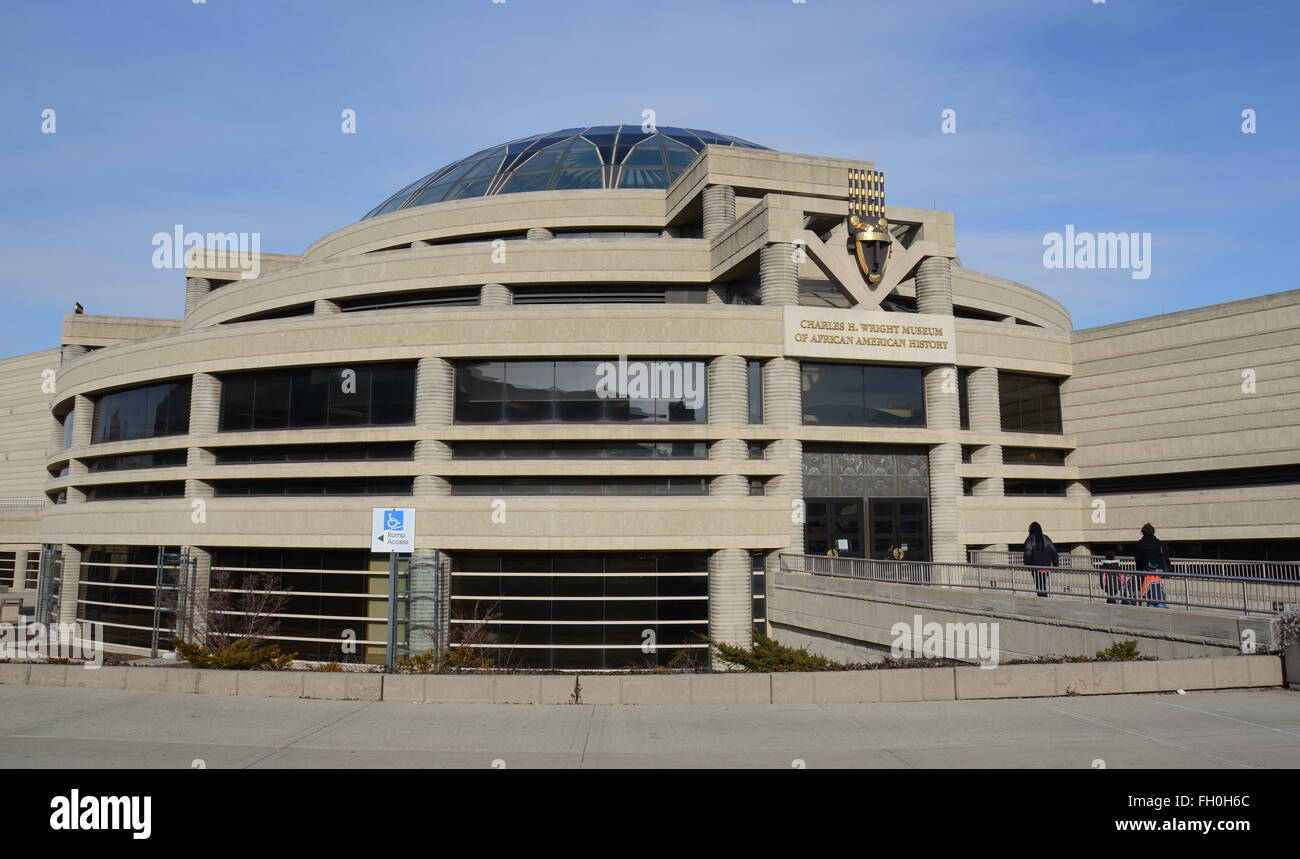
[0,655,1285,705]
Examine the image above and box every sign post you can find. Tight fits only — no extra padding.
[372,508,416,672]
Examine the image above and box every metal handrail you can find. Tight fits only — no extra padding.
[783,553,1300,616]
[967,549,1300,581]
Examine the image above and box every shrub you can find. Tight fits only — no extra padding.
[704,633,851,672]
[1279,609,1300,649]
[175,639,297,670]
[1093,640,1141,662]
[395,646,495,674]
[315,661,344,672]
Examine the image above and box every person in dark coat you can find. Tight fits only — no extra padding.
[1023,521,1059,597]
[1133,523,1170,607]
[1133,523,1167,573]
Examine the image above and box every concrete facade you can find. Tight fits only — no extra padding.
[2,131,1296,668]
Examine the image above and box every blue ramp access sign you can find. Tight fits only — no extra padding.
[371,507,416,553]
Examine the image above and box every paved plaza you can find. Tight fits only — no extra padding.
[1,686,1297,768]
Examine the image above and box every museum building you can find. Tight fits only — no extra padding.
[1,123,1297,668]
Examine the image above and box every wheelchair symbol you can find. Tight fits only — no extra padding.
[385,510,404,530]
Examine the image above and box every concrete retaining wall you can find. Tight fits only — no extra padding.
[0,655,1284,704]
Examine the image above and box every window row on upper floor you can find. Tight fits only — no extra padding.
[68,361,1063,449]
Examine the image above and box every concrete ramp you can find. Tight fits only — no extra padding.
[768,567,1279,665]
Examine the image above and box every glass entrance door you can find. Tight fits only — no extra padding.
[805,498,865,558]
[869,497,930,561]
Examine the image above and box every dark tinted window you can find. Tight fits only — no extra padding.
[87,450,188,472]
[91,380,191,443]
[219,363,415,431]
[748,360,763,424]
[455,360,706,424]
[85,481,185,501]
[801,363,926,427]
[999,373,1063,434]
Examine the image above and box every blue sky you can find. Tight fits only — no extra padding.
[1,0,1296,358]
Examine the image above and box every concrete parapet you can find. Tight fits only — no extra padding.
[301,672,383,701]
[812,670,881,704]
[234,670,305,698]
[28,664,68,687]
[622,674,691,705]
[957,663,1068,699]
[493,674,542,704]
[0,656,1284,703]
[64,665,129,690]
[0,663,32,685]
[381,673,425,703]
[424,674,495,704]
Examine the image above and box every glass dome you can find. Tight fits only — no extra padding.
[363,125,767,219]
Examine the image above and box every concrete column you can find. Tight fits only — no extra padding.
[761,355,804,574]
[924,364,963,565]
[924,366,959,431]
[70,395,93,449]
[708,547,752,667]
[918,256,961,565]
[411,240,430,249]
[66,395,93,489]
[414,357,454,498]
[184,277,212,318]
[50,412,67,456]
[928,443,963,565]
[765,438,804,575]
[415,357,454,427]
[189,373,220,436]
[480,283,511,306]
[58,545,81,626]
[708,356,747,497]
[702,185,736,241]
[184,373,220,501]
[967,366,1003,495]
[61,344,88,365]
[313,299,341,315]
[526,227,553,241]
[707,355,746,427]
[706,284,727,305]
[759,243,798,306]
[1067,480,1090,499]
[1070,545,1093,561]
[761,358,801,428]
[916,256,954,316]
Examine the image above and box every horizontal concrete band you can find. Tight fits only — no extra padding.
[0,655,1282,705]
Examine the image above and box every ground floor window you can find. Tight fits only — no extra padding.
[451,551,711,670]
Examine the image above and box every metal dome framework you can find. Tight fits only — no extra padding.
[363,125,767,219]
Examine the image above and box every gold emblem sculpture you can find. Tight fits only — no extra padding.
[847,168,890,284]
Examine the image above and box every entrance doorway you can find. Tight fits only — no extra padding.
[804,497,930,561]
[869,497,930,561]
[805,498,865,557]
